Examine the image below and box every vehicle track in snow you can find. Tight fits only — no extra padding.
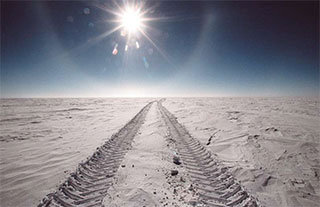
[158,101,260,207]
[38,102,153,207]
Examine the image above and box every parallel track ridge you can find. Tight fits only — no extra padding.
[38,102,153,207]
[158,102,260,207]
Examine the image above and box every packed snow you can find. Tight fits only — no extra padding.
[163,97,320,207]
[0,97,319,207]
[0,98,151,207]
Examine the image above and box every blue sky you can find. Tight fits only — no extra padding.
[1,1,319,97]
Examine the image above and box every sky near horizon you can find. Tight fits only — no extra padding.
[1,1,319,97]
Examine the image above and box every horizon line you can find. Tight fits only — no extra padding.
[1,95,319,99]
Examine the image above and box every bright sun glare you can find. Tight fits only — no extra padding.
[97,1,168,58]
[121,8,142,34]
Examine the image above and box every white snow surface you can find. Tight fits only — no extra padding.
[0,98,152,207]
[0,97,319,207]
[102,103,197,207]
[163,97,320,207]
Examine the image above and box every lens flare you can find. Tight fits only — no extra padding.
[112,44,118,55]
[92,1,174,65]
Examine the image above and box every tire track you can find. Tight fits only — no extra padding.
[38,102,153,207]
[158,101,260,207]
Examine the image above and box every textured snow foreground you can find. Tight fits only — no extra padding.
[0,98,152,207]
[0,98,319,207]
[163,97,320,207]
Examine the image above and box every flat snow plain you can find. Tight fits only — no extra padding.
[0,98,152,207]
[0,97,319,207]
[163,97,319,207]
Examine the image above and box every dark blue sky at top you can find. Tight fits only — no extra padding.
[1,1,319,97]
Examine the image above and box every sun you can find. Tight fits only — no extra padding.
[94,1,170,59]
[121,7,142,34]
